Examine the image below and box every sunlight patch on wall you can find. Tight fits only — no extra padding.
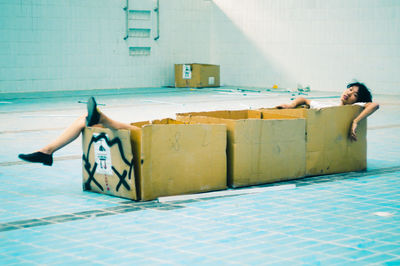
[212,0,307,88]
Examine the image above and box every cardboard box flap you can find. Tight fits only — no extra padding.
[306,105,367,175]
[132,118,185,128]
[177,110,261,120]
[151,118,185,125]
[82,127,137,200]
[259,107,308,119]
[176,113,242,147]
[261,112,304,120]
[139,123,227,200]
[260,105,367,175]
[176,110,307,187]
[230,118,306,187]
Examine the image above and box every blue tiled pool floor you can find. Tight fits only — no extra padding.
[1,88,399,265]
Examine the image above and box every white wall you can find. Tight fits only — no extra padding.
[0,0,213,93]
[1,0,399,94]
[211,0,400,93]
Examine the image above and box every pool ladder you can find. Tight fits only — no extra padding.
[123,0,160,56]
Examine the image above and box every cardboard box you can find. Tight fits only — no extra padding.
[175,63,220,88]
[130,118,227,201]
[82,127,137,200]
[259,105,367,176]
[176,110,306,188]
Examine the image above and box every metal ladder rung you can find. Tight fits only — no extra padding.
[129,47,151,56]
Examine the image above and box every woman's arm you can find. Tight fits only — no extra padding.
[276,97,311,109]
[350,102,380,141]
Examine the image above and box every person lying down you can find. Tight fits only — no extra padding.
[19,82,379,166]
[276,82,379,141]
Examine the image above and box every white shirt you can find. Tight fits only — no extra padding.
[309,100,366,109]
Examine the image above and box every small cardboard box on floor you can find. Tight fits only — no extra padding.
[82,119,227,201]
[175,63,220,88]
[259,105,367,176]
[176,110,306,188]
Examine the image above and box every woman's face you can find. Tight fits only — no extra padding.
[341,86,359,105]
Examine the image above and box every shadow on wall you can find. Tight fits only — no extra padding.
[209,0,400,94]
[210,2,297,89]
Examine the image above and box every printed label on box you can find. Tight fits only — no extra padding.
[182,64,192,79]
[208,76,215,85]
[94,133,113,175]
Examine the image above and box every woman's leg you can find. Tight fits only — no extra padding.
[19,104,139,166]
[99,112,139,131]
[37,111,137,154]
[86,95,138,131]
[39,114,86,155]
[18,115,86,166]
[26,110,137,155]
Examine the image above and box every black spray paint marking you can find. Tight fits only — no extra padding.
[83,162,104,191]
[112,166,130,191]
[82,132,134,192]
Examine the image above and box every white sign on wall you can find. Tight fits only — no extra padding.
[182,64,192,79]
[94,134,113,175]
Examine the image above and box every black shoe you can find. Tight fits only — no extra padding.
[86,96,100,126]
[18,152,53,166]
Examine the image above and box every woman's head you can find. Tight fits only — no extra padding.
[341,82,372,105]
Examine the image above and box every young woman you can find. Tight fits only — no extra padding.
[19,82,379,166]
[276,82,379,141]
[18,97,138,166]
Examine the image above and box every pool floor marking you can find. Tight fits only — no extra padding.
[0,165,399,232]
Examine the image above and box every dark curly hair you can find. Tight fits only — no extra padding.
[347,82,372,103]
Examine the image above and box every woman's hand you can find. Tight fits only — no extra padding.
[349,102,379,141]
[276,97,311,109]
[350,121,358,141]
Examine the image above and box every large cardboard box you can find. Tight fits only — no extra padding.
[175,63,220,88]
[259,105,367,176]
[82,127,137,200]
[130,118,227,201]
[177,110,306,188]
